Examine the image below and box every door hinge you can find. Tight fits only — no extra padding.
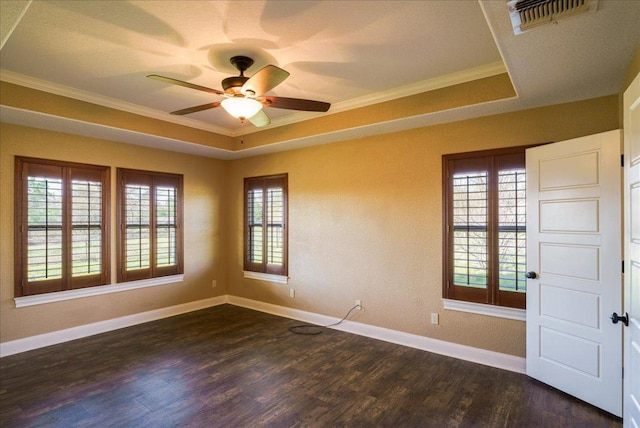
[621,154,624,167]
[622,260,625,274]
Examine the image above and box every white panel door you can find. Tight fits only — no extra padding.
[526,130,622,416]
[623,72,640,428]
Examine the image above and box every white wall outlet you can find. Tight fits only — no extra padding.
[290,288,295,298]
[430,313,439,325]
[355,299,362,309]
[212,280,217,288]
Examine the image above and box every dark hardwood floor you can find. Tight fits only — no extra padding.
[0,304,621,427]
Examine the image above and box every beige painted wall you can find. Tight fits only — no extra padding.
[0,94,620,357]
[620,45,640,128]
[622,45,640,94]
[0,123,228,342]
[226,95,619,358]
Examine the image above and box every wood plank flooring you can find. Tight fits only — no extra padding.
[0,304,622,427]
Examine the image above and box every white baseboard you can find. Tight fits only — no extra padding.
[228,295,526,374]
[1,294,526,375]
[0,295,228,357]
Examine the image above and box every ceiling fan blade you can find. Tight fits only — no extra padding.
[242,65,290,96]
[147,74,224,95]
[249,110,271,127]
[170,102,221,115]
[260,96,330,112]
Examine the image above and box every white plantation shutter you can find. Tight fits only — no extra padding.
[118,169,183,282]
[70,178,104,278]
[497,169,527,293]
[247,187,264,264]
[444,148,527,309]
[452,172,489,288]
[266,186,284,266]
[124,181,151,271]
[16,158,109,296]
[27,175,63,283]
[244,174,288,276]
[155,186,177,267]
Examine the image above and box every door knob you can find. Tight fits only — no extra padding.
[525,271,538,279]
[610,312,629,327]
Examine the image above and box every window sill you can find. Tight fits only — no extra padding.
[243,271,289,284]
[442,298,525,321]
[14,275,184,308]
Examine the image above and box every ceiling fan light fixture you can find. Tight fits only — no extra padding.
[149,55,331,126]
[220,96,263,120]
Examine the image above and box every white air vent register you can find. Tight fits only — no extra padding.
[508,0,598,34]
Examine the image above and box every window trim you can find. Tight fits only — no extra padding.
[442,298,526,321]
[243,174,288,276]
[442,145,535,310]
[243,271,289,284]
[117,168,184,283]
[14,275,184,308]
[14,157,110,297]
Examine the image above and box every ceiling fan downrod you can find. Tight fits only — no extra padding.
[222,56,254,93]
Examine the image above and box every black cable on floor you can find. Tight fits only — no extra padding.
[288,304,361,335]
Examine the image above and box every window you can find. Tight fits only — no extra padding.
[442,147,527,309]
[244,174,288,276]
[14,157,110,297]
[117,169,183,282]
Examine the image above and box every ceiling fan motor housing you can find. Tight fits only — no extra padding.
[223,56,254,94]
[222,76,249,94]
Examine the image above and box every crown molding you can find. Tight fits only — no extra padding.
[0,69,234,136]
[332,61,507,113]
[2,62,506,138]
[238,61,508,136]
[0,105,236,159]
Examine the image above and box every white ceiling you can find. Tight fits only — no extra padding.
[0,0,639,150]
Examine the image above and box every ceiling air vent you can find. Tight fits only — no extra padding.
[507,0,598,35]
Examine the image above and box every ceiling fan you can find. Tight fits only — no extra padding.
[148,56,331,127]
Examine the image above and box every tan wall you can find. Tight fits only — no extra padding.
[0,94,620,356]
[622,45,640,94]
[620,45,640,127]
[226,95,619,358]
[0,123,228,342]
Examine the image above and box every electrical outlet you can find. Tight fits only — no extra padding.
[290,289,295,298]
[430,313,439,325]
[355,299,362,309]
[212,280,217,288]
